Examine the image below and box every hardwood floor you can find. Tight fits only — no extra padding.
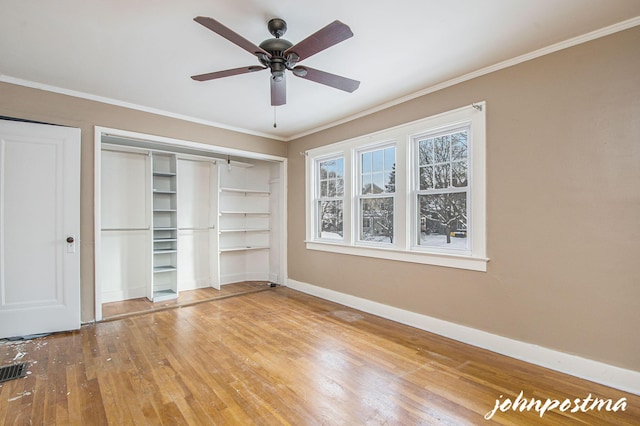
[102,281,273,320]
[1,288,638,425]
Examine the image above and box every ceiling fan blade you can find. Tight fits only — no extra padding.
[285,20,353,61]
[292,66,360,92]
[194,16,271,58]
[270,74,286,106]
[191,66,266,81]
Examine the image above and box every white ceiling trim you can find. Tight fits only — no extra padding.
[288,15,640,140]
[2,16,638,143]
[0,74,287,142]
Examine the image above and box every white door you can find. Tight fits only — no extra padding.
[0,120,81,338]
[177,159,219,290]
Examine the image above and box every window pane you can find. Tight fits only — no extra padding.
[418,139,433,165]
[384,147,395,172]
[451,131,468,161]
[384,169,395,193]
[336,177,344,196]
[362,173,372,195]
[362,152,371,173]
[319,162,328,179]
[417,193,467,250]
[434,136,450,163]
[318,200,343,239]
[336,158,344,179]
[372,172,384,194]
[420,165,433,190]
[320,180,328,197]
[328,180,336,196]
[360,197,394,243]
[434,164,450,189]
[372,149,383,172]
[451,161,467,187]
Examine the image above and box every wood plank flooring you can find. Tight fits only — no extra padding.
[102,281,273,320]
[1,287,638,425]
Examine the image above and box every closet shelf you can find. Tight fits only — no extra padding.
[153,209,176,212]
[219,210,270,215]
[153,238,177,242]
[219,246,270,252]
[152,289,177,302]
[219,228,270,233]
[154,227,177,231]
[153,266,177,273]
[220,187,270,195]
[153,172,176,177]
[153,189,176,194]
[154,249,177,254]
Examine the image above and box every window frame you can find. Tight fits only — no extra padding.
[356,142,397,247]
[313,154,346,242]
[411,125,472,255]
[305,103,487,271]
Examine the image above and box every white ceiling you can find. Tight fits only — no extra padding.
[1,1,639,140]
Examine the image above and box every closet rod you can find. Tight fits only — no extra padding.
[101,227,150,232]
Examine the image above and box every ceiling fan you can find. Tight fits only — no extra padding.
[191,16,360,106]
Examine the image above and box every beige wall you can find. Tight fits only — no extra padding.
[287,27,640,371]
[0,82,286,322]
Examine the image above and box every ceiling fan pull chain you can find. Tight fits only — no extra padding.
[273,106,277,128]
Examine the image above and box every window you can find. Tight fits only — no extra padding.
[358,145,395,243]
[415,128,469,252]
[305,103,487,271]
[315,156,344,240]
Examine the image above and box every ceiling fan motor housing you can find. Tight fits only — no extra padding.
[259,21,296,81]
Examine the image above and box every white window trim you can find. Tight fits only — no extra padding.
[305,103,488,272]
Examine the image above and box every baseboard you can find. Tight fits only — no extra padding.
[286,278,640,396]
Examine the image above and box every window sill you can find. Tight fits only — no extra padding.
[305,240,488,272]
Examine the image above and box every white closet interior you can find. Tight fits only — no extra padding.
[97,131,286,310]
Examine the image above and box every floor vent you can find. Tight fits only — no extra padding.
[0,362,28,383]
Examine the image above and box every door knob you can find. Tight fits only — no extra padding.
[66,236,74,243]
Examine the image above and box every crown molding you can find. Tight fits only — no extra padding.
[287,16,640,141]
[3,16,638,143]
[0,75,287,142]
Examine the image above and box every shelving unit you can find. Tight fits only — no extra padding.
[218,189,270,251]
[151,153,178,301]
[98,137,286,314]
[217,165,273,284]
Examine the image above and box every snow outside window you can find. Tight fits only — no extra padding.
[305,103,487,271]
[414,128,469,252]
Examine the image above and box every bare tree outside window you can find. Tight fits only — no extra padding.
[317,157,344,239]
[416,130,469,250]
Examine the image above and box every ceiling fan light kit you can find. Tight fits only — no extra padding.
[191,16,360,108]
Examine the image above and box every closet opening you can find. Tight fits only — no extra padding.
[94,127,287,321]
